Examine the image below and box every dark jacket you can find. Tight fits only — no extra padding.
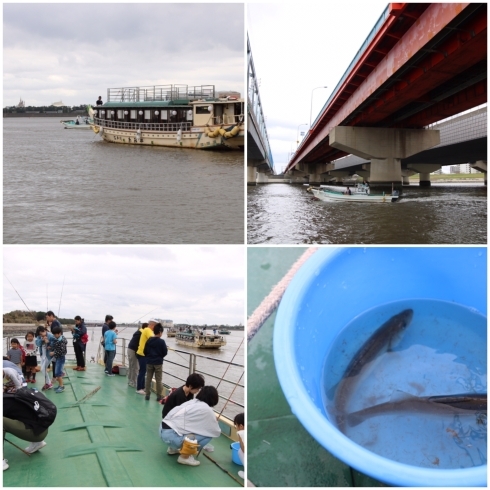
[73,323,87,344]
[52,336,67,359]
[143,336,168,364]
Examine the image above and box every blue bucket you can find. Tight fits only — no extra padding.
[274,247,487,487]
[230,441,243,466]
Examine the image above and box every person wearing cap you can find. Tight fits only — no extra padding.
[135,319,156,395]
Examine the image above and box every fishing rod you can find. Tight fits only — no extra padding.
[117,306,161,333]
[218,371,244,419]
[3,273,37,320]
[58,275,66,317]
[216,336,244,390]
[202,452,243,486]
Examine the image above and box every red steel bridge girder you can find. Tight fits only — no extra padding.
[350,13,487,126]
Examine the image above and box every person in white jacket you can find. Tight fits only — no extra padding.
[160,385,221,467]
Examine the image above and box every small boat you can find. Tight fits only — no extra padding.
[175,332,226,349]
[61,116,93,129]
[166,328,177,338]
[218,329,231,335]
[311,183,399,203]
[90,84,244,150]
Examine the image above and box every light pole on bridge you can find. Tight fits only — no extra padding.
[297,123,308,148]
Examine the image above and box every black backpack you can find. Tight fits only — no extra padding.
[3,387,57,435]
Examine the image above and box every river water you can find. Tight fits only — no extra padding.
[4,118,244,244]
[247,183,487,244]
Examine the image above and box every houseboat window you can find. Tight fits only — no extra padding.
[117,110,123,119]
[144,110,150,120]
[161,110,168,121]
[196,105,211,114]
[130,110,136,119]
[186,110,193,121]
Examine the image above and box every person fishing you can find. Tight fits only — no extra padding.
[70,316,87,371]
[35,326,54,391]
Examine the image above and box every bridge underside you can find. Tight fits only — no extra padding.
[288,3,487,187]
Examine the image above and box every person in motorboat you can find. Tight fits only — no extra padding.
[160,386,221,467]
[344,186,352,195]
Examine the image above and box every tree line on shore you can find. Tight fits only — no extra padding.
[4,104,89,114]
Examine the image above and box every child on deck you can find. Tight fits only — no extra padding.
[35,326,55,391]
[234,413,245,479]
[7,339,23,369]
[50,325,67,393]
[104,321,118,376]
[23,332,38,383]
[143,323,168,401]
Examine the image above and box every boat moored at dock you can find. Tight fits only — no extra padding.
[90,84,244,151]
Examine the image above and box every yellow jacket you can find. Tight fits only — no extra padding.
[136,327,154,356]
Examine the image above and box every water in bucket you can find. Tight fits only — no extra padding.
[322,299,487,469]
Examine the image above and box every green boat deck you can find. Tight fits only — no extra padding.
[3,364,243,487]
[247,248,385,487]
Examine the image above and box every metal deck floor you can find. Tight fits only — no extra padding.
[3,364,242,487]
[247,247,385,487]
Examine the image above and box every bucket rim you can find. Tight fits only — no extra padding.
[273,247,487,487]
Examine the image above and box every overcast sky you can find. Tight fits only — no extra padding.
[3,246,244,325]
[248,1,388,173]
[4,3,244,107]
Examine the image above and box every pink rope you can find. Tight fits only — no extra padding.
[247,248,318,342]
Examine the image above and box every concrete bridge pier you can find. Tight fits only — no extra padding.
[472,160,487,185]
[407,164,441,186]
[330,126,440,191]
[247,165,257,185]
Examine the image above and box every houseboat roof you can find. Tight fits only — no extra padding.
[100,100,198,108]
[3,363,242,487]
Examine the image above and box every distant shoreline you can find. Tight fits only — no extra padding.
[4,112,85,118]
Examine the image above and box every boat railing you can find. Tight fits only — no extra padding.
[210,114,244,126]
[93,118,192,132]
[93,338,244,419]
[3,333,244,419]
[107,85,215,103]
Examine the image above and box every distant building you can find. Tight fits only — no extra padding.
[157,319,173,328]
[51,101,65,107]
[17,98,25,108]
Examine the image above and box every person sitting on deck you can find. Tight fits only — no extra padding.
[160,373,205,415]
[234,413,245,480]
[160,386,221,467]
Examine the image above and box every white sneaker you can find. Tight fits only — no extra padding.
[203,444,214,452]
[167,447,180,455]
[3,459,8,471]
[238,471,245,479]
[136,389,146,395]
[177,455,200,466]
[25,441,47,454]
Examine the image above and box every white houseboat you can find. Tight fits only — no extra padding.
[175,332,226,349]
[90,84,244,150]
